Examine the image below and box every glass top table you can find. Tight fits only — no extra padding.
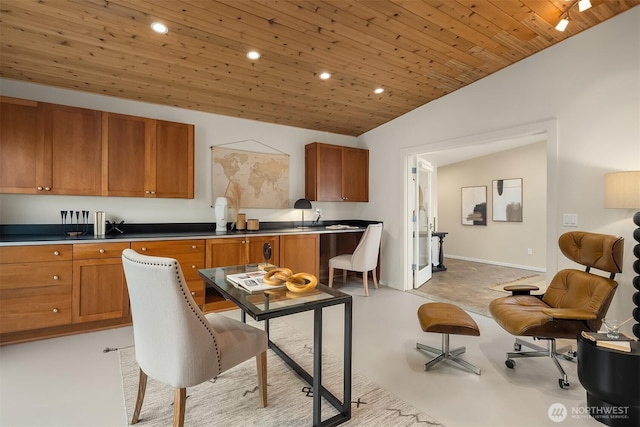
[199,265,353,427]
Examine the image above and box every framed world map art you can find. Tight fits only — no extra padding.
[212,144,289,209]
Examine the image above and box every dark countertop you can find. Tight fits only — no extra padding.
[0,220,379,246]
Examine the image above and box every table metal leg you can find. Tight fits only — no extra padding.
[265,300,352,427]
[313,307,322,426]
[343,298,352,420]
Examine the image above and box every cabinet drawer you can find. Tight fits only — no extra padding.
[131,240,205,256]
[186,280,205,306]
[0,285,72,333]
[174,253,206,281]
[73,242,130,260]
[0,261,72,289]
[0,245,72,263]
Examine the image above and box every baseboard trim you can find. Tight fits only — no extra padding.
[446,255,546,273]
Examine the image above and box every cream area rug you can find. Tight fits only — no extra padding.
[119,320,442,426]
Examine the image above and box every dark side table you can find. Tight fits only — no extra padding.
[577,333,640,426]
[432,231,448,272]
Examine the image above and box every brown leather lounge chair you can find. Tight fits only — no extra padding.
[489,231,624,389]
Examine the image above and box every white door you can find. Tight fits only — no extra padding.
[413,156,434,287]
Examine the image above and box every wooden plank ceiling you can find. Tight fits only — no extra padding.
[1,0,637,136]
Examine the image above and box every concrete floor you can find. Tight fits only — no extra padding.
[0,281,601,427]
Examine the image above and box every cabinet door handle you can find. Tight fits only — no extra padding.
[150,191,156,195]
[53,251,60,256]
[44,187,51,191]
[192,245,197,249]
[37,186,43,191]
[191,265,196,269]
[99,249,105,254]
[145,190,151,194]
[191,291,196,296]
[53,275,59,280]
[141,247,147,252]
[52,308,59,313]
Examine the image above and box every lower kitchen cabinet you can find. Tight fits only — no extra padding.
[72,242,130,323]
[0,228,368,344]
[279,234,319,278]
[204,235,280,312]
[130,240,205,306]
[205,235,279,267]
[0,245,73,336]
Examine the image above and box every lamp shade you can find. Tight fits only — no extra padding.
[294,198,312,209]
[605,171,640,209]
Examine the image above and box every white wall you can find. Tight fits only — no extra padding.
[0,81,361,225]
[359,9,640,331]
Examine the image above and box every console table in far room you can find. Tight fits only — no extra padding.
[432,232,448,272]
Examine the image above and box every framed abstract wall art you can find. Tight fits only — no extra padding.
[461,186,487,226]
[492,178,523,222]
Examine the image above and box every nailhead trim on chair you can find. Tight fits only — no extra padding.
[123,252,222,375]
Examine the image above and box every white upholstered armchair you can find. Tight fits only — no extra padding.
[328,223,383,296]
[121,249,268,426]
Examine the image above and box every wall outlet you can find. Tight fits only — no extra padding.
[562,213,578,227]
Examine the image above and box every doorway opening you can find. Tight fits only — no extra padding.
[402,120,558,300]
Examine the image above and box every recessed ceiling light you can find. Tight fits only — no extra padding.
[150,22,168,34]
[246,51,261,60]
[374,87,384,94]
[319,72,331,80]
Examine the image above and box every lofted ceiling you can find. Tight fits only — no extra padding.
[1,0,638,136]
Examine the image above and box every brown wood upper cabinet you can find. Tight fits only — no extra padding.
[102,113,194,198]
[0,97,194,198]
[0,97,103,195]
[305,142,369,202]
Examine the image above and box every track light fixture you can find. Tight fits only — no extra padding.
[556,0,592,32]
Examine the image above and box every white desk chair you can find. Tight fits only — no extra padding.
[328,223,383,296]
[121,249,267,427]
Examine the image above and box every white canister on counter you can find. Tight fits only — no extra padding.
[94,211,106,238]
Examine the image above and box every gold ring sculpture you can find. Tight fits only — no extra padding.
[262,267,318,293]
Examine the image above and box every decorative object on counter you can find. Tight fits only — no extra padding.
[247,219,259,231]
[61,209,89,236]
[94,211,106,238]
[294,198,312,229]
[212,142,289,209]
[604,170,640,339]
[106,220,125,235]
[263,267,318,293]
[260,242,276,271]
[224,181,242,226]
[236,213,246,231]
[214,197,228,233]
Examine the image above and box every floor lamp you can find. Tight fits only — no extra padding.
[605,171,640,339]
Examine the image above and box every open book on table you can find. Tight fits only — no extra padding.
[226,270,285,293]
